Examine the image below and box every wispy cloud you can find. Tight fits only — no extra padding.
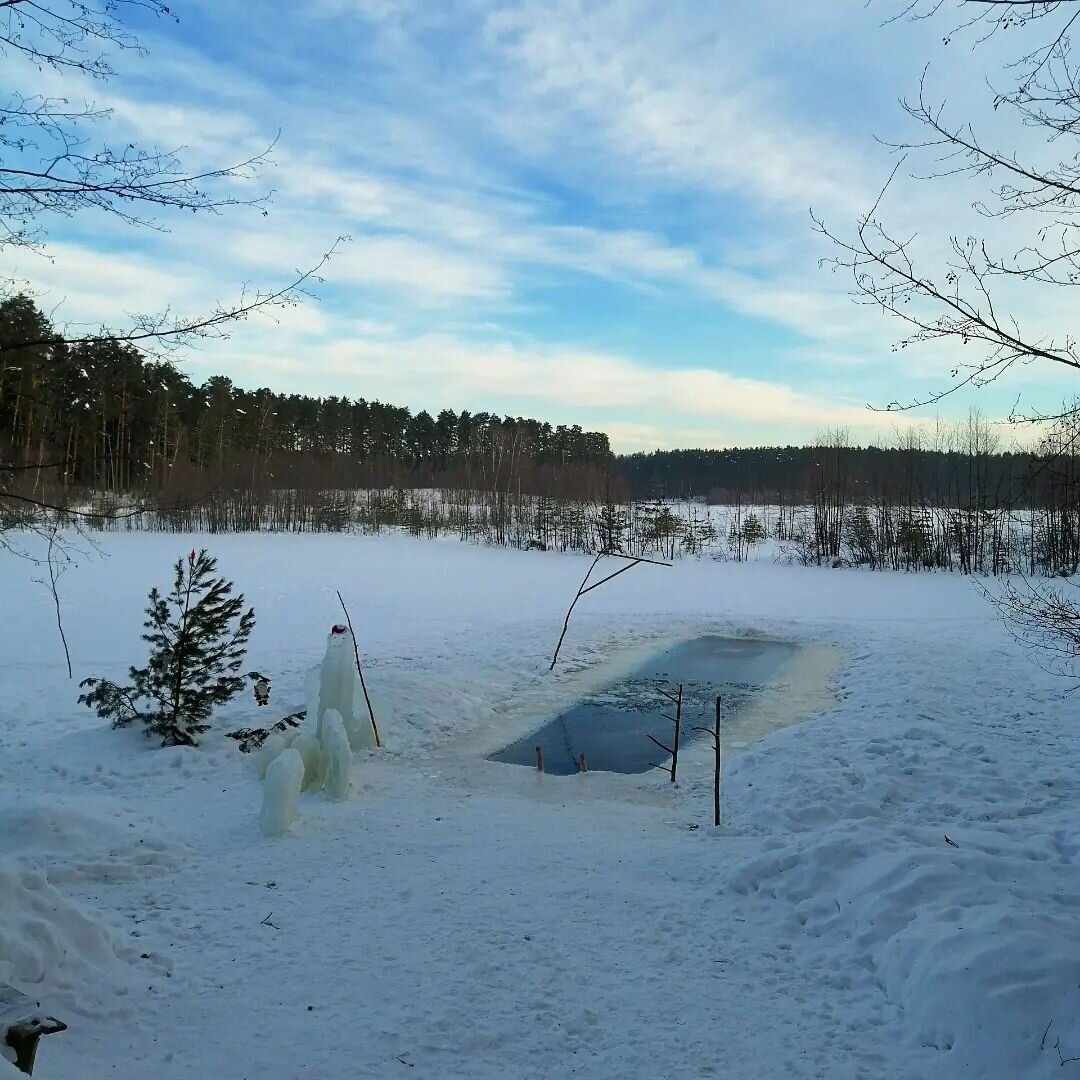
[5,0,1071,448]
[211,329,888,444]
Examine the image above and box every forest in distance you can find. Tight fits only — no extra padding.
[5,291,1080,577]
[0,293,1054,501]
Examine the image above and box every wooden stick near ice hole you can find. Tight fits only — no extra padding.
[692,695,723,827]
[336,590,381,749]
[549,551,671,671]
[647,683,683,782]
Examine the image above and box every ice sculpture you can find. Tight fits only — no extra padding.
[320,709,352,801]
[260,748,304,836]
[306,625,377,751]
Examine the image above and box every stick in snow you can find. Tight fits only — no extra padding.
[693,695,723,826]
[336,590,381,748]
[548,551,671,671]
[649,683,683,782]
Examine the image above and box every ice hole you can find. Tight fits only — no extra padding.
[490,636,841,776]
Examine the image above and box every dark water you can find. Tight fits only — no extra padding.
[490,636,798,776]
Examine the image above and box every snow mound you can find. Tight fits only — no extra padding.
[0,861,133,993]
[0,802,178,1018]
[729,817,1080,1078]
[885,906,1080,1077]
[0,801,183,884]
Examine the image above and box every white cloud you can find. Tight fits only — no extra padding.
[211,329,887,443]
[9,0,1077,446]
[481,0,879,219]
[7,243,217,330]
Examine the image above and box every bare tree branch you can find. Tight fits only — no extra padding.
[823,2,1080,417]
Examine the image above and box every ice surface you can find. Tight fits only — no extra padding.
[257,731,289,779]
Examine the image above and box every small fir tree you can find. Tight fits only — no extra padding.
[79,549,255,746]
[740,512,766,547]
[597,496,628,554]
[847,505,876,567]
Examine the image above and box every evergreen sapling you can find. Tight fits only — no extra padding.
[79,549,255,746]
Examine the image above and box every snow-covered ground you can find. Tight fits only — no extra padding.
[1,532,1077,1079]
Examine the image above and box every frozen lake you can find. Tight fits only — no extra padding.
[491,635,841,775]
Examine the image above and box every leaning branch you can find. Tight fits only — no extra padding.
[336,589,381,748]
[548,551,672,671]
[0,238,348,355]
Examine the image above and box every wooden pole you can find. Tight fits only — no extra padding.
[535,745,544,772]
[336,590,381,748]
[693,695,723,827]
[670,684,682,783]
[713,694,722,826]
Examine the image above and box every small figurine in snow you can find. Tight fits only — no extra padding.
[249,672,271,707]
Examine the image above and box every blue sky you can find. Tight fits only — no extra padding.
[9,0,1080,450]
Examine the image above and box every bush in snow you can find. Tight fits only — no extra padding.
[79,549,255,747]
[320,709,352,801]
[260,748,304,836]
[740,512,765,547]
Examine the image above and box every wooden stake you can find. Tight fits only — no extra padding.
[712,694,722,826]
[336,590,381,748]
[650,683,683,782]
[671,684,682,783]
[535,745,544,772]
[693,695,723,826]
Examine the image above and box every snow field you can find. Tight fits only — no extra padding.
[1,531,1077,1079]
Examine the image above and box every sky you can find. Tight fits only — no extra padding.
[8,0,1080,452]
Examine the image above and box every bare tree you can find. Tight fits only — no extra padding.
[692,696,723,827]
[817,1,1080,422]
[2,0,273,254]
[981,575,1080,677]
[646,683,683,782]
[33,519,76,677]
[0,0,342,523]
[817,1,1080,663]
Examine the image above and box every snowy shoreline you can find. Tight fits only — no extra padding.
[2,531,1077,1079]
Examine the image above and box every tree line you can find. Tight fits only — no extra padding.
[615,435,1036,508]
[10,291,1080,577]
[0,294,613,506]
